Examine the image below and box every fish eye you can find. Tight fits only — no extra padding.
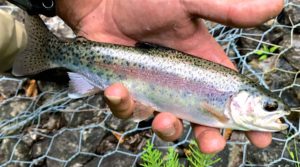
[263,100,279,112]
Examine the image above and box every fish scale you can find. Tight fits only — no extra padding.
[12,14,290,131]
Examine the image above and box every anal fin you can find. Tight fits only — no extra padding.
[68,72,101,99]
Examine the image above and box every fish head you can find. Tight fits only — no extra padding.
[226,90,290,131]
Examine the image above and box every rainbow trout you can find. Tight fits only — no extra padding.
[12,15,290,132]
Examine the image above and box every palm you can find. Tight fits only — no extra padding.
[62,1,203,48]
[109,0,201,50]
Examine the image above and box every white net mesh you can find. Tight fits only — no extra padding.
[0,1,299,166]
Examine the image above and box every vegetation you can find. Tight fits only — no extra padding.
[185,140,221,167]
[140,140,220,167]
[255,44,279,61]
[140,140,164,167]
[286,136,300,167]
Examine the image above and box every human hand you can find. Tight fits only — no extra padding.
[56,0,284,153]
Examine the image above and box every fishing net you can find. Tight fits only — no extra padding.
[0,1,300,166]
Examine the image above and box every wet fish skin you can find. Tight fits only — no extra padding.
[12,15,290,131]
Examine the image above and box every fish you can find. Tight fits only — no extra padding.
[12,14,290,132]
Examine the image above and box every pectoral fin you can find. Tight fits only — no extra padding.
[68,72,101,99]
[223,128,233,140]
[200,102,229,123]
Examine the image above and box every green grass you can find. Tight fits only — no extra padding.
[286,136,300,167]
[140,140,220,167]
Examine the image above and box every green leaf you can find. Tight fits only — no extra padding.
[186,140,220,167]
[269,45,279,53]
[164,147,181,167]
[255,49,265,55]
[290,151,295,160]
[141,140,164,167]
[258,55,268,61]
[262,44,269,52]
[141,139,221,167]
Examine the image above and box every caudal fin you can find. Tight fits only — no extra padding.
[12,14,58,76]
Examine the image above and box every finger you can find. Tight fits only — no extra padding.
[246,131,272,148]
[182,0,284,27]
[193,124,226,154]
[152,112,184,141]
[104,83,134,119]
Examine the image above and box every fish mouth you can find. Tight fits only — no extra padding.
[273,118,289,130]
[275,118,282,124]
[265,111,290,131]
[238,111,290,132]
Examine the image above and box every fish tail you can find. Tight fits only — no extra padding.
[12,14,59,76]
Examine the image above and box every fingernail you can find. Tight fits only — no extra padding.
[157,125,176,137]
[106,95,121,105]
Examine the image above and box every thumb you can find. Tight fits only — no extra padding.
[182,0,284,27]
